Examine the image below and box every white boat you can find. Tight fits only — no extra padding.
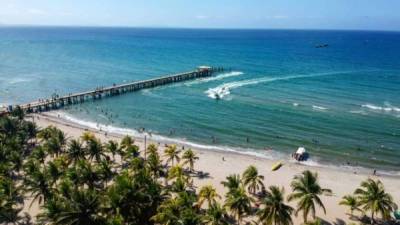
[292,147,309,161]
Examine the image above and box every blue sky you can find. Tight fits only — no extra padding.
[0,0,399,31]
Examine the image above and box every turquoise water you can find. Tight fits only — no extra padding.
[1,27,400,172]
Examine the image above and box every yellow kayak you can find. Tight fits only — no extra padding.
[271,161,283,171]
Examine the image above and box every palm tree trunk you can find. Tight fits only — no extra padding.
[371,211,375,224]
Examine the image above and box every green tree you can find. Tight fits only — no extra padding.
[257,186,293,225]
[339,195,362,216]
[204,202,229,225]
[287,170,332,223]
[182,149,199,173]
[104,140,120,160]
[224,186,253,224]
[66,139,85,165]
[221,174,241,196]
[164,145,181,167]
[198,185,221,209]
[242,165,265,194]
[354,178,397,223]
[54,189,106,225]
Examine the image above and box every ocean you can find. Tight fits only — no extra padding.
[1,27,399,172]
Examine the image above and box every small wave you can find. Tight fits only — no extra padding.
[349,110,368,115]
[205,70,366,99]
[8,78,32,84]
[293,102,299,107]
[52,112,283,160]
[186,71,243,86]
[47,112,400,177]
[312,105,328,111]
[361,103,400,113]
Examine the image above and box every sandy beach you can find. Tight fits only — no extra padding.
[25,112,400,225]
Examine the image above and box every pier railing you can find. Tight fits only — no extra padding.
[2,66,224,114]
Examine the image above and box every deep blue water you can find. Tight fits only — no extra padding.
[1,27,400,172]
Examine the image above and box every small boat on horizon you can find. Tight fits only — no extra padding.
[315,44,329,48]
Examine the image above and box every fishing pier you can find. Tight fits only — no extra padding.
[3,66,224,114]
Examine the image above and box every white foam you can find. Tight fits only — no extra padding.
[186,71,243,86]
[205,70,365,99]
[312,105,328,111]
[48,111,400,177]
[52,111,283,160]
[361,103,400,113]
[349,110,368,115]
[293,102,299,107]
[8,78,32,84]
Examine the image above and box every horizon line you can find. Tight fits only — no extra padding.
[0,23,399,33]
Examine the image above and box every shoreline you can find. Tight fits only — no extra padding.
[25,112,400,224]
[32,111,399,178]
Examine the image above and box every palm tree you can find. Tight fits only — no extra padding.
[81,131,95,143]
[182,149,199,173]
[146,143,158,155]
[146,151,164,179]
[43,137,63,157]
[31,146,47,164]
[86,138,106,163]
[287,170,332,223]
[224,186,254,224]
[198,185,221,208]
[204,202,229,225]
[339,195,362,216]
[164,145,181,167]
[66,139,85,165]
[242,165,265,194]
[221,174,241,196]
[0,177,24,225]
[55,189,106,225]
[24,167,53,206]
[303,219,322,225]
[168,165,186,182]
[104,140,120,160]
[354,178,397,223]
[257,186,293,225]
[151,198,180,225]
[120,135,134,150]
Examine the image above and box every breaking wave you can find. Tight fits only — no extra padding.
[205,70,369,99]
[43,111,400,177]
[312,105,328,111]
[361,103,400,113]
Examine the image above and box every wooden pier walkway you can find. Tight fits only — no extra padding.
[3,66,224,114]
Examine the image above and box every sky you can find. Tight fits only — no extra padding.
[0,0,399,31]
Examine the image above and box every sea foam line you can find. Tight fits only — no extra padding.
[361,103,400,113]
[51,111,280,160]
[205,70,371,99]
[46,111,400,176]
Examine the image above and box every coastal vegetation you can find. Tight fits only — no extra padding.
[0,112,398,225]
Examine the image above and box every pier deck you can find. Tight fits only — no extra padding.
[2,66,224,114]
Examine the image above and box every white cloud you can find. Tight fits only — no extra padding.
[265,15,289,20]
[195,15,209,20]
[27,8,46,15]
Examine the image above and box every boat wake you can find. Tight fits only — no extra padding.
[186,71,243,86]
[205,70,370,99]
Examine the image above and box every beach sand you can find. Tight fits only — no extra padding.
[25,113,400,225]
